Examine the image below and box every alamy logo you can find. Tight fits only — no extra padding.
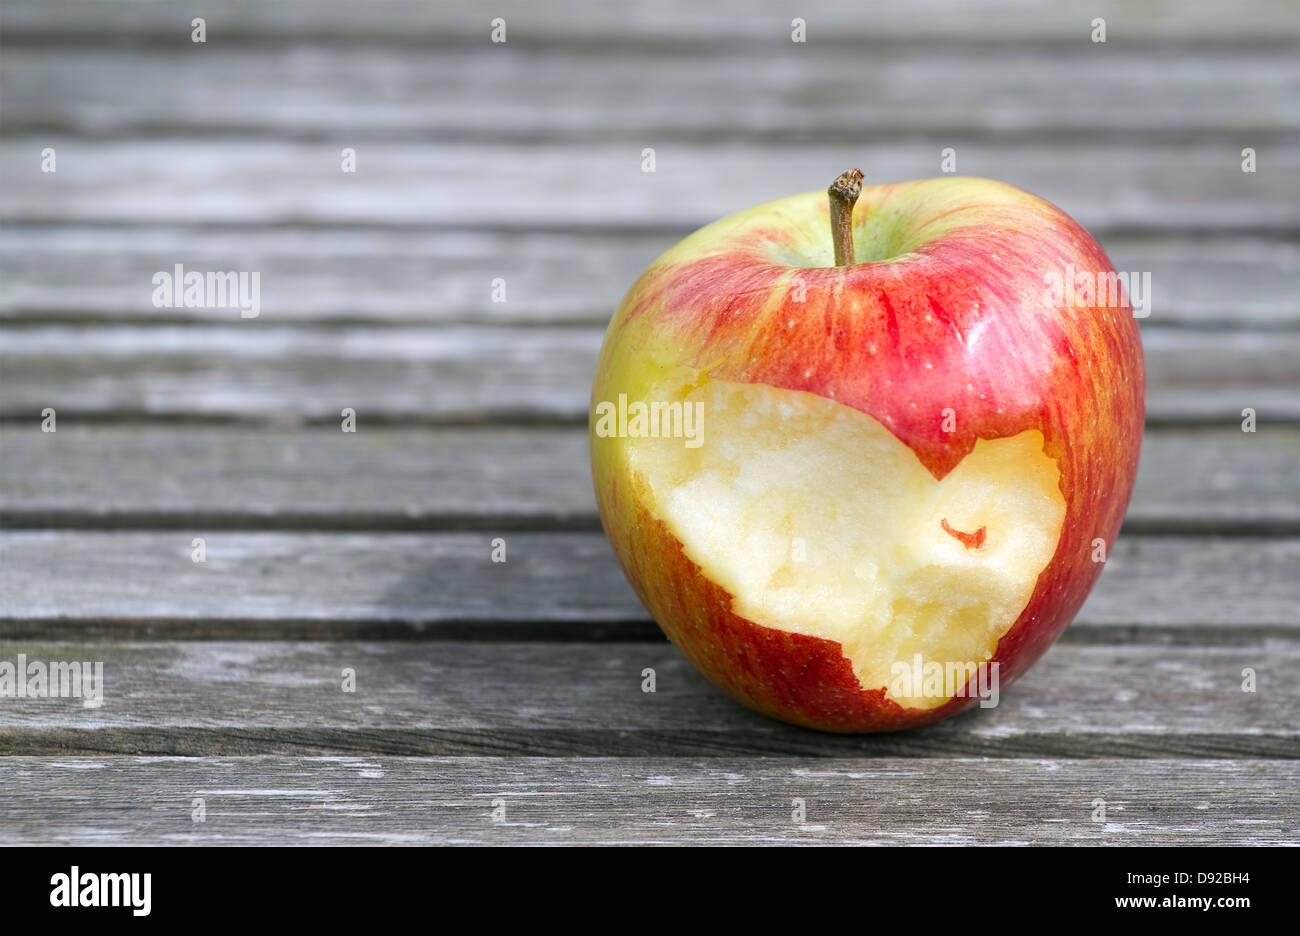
[592,394,704,448]
[152,263,261,318]
[50,867,151,917]
[1042,263,1151,318]
[0,654,104,702]
[889,654,1000,708]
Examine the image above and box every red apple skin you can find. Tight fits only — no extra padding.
[590,177,1145,732]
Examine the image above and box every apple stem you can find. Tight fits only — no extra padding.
[827,168,864,266]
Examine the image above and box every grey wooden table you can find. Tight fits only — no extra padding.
[0,0,1297,845]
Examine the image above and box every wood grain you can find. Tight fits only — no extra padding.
[0,532,1295,641]
[1,426,1296,533]
[1,757,1294,845]
[0,641,1293,757]
[3,140,1295,232]
[5,0,1296,47]
[0,324,602,423]
[6,47,1295,140]
[2,227,1294,328]
[1,325,1295,423]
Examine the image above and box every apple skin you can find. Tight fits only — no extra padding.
[590,177,1144,732]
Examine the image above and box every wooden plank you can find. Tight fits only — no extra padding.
[0,426,1296,534]
[1133,427,1300,534]
[0,325,601,423]
[2,228,1294,328]
[0,325,1294,423]
[5,0,1296,47]
[0,641,1293,757]
[3,140,1295,233]
[0,227,650,326]
[1073,537,1300,636]
[0,756,1294,845]
[0,532,648,637]
[6,47,1296,140]
[0,535,1295,642]
[0,426,599,530]
[1141,328,1300,422]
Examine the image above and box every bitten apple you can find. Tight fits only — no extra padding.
[589,172,1144,732]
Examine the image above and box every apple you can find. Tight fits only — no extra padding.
[590,172,1144,732]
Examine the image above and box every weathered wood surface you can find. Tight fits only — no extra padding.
[1,757,1294,846]
[2,325,1296,422]
[0,641,1294,757]
[6,0,1296,46]
[1,426,1294,533]
[7,47,1296,140]
[2,0,1296,846]
[4,140,1296,232]
[2,228,1294,328]
[1,533,1295,640]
